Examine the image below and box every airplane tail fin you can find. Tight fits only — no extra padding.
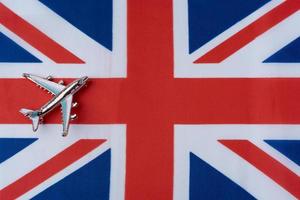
[20,108,41,132]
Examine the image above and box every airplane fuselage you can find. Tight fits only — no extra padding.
[39,77,87,117]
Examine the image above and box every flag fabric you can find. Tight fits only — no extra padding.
[0,0,299,199]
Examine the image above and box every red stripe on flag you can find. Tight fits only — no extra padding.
[0,139,105,199]
[0,3,84,64]
[194,0,300,63]
[219,140,300,199]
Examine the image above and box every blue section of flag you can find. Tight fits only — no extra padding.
[188,0,270,53]
[32,150,111,200]
[265,140,300,166]
[189,152,255,200]
[0,138,37,164]
[0,32,41,63]
[39,0,112,50]
[264,37,300,63]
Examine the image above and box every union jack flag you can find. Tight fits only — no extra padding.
[0,0,299,199]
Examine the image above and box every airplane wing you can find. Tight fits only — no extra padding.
[60,95,73,136]
[23,73,65,95]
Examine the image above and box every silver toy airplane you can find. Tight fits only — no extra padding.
[20,73,88,137]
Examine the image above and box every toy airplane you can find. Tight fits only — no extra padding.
[20,73,88,137]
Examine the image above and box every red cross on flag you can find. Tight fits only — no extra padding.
[0,0,299,200]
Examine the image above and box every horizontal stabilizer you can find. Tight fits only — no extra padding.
[20,108,41,132]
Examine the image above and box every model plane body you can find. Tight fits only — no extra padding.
[20,73,88,136]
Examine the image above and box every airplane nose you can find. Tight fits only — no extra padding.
[83,76,88,82]
[79,76,88,84]
[23,73,30,78]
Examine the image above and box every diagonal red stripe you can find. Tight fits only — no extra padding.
[219,140,300,199]
[0,139,105,200]
[194,0,300,63]
[0,3,84,64]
